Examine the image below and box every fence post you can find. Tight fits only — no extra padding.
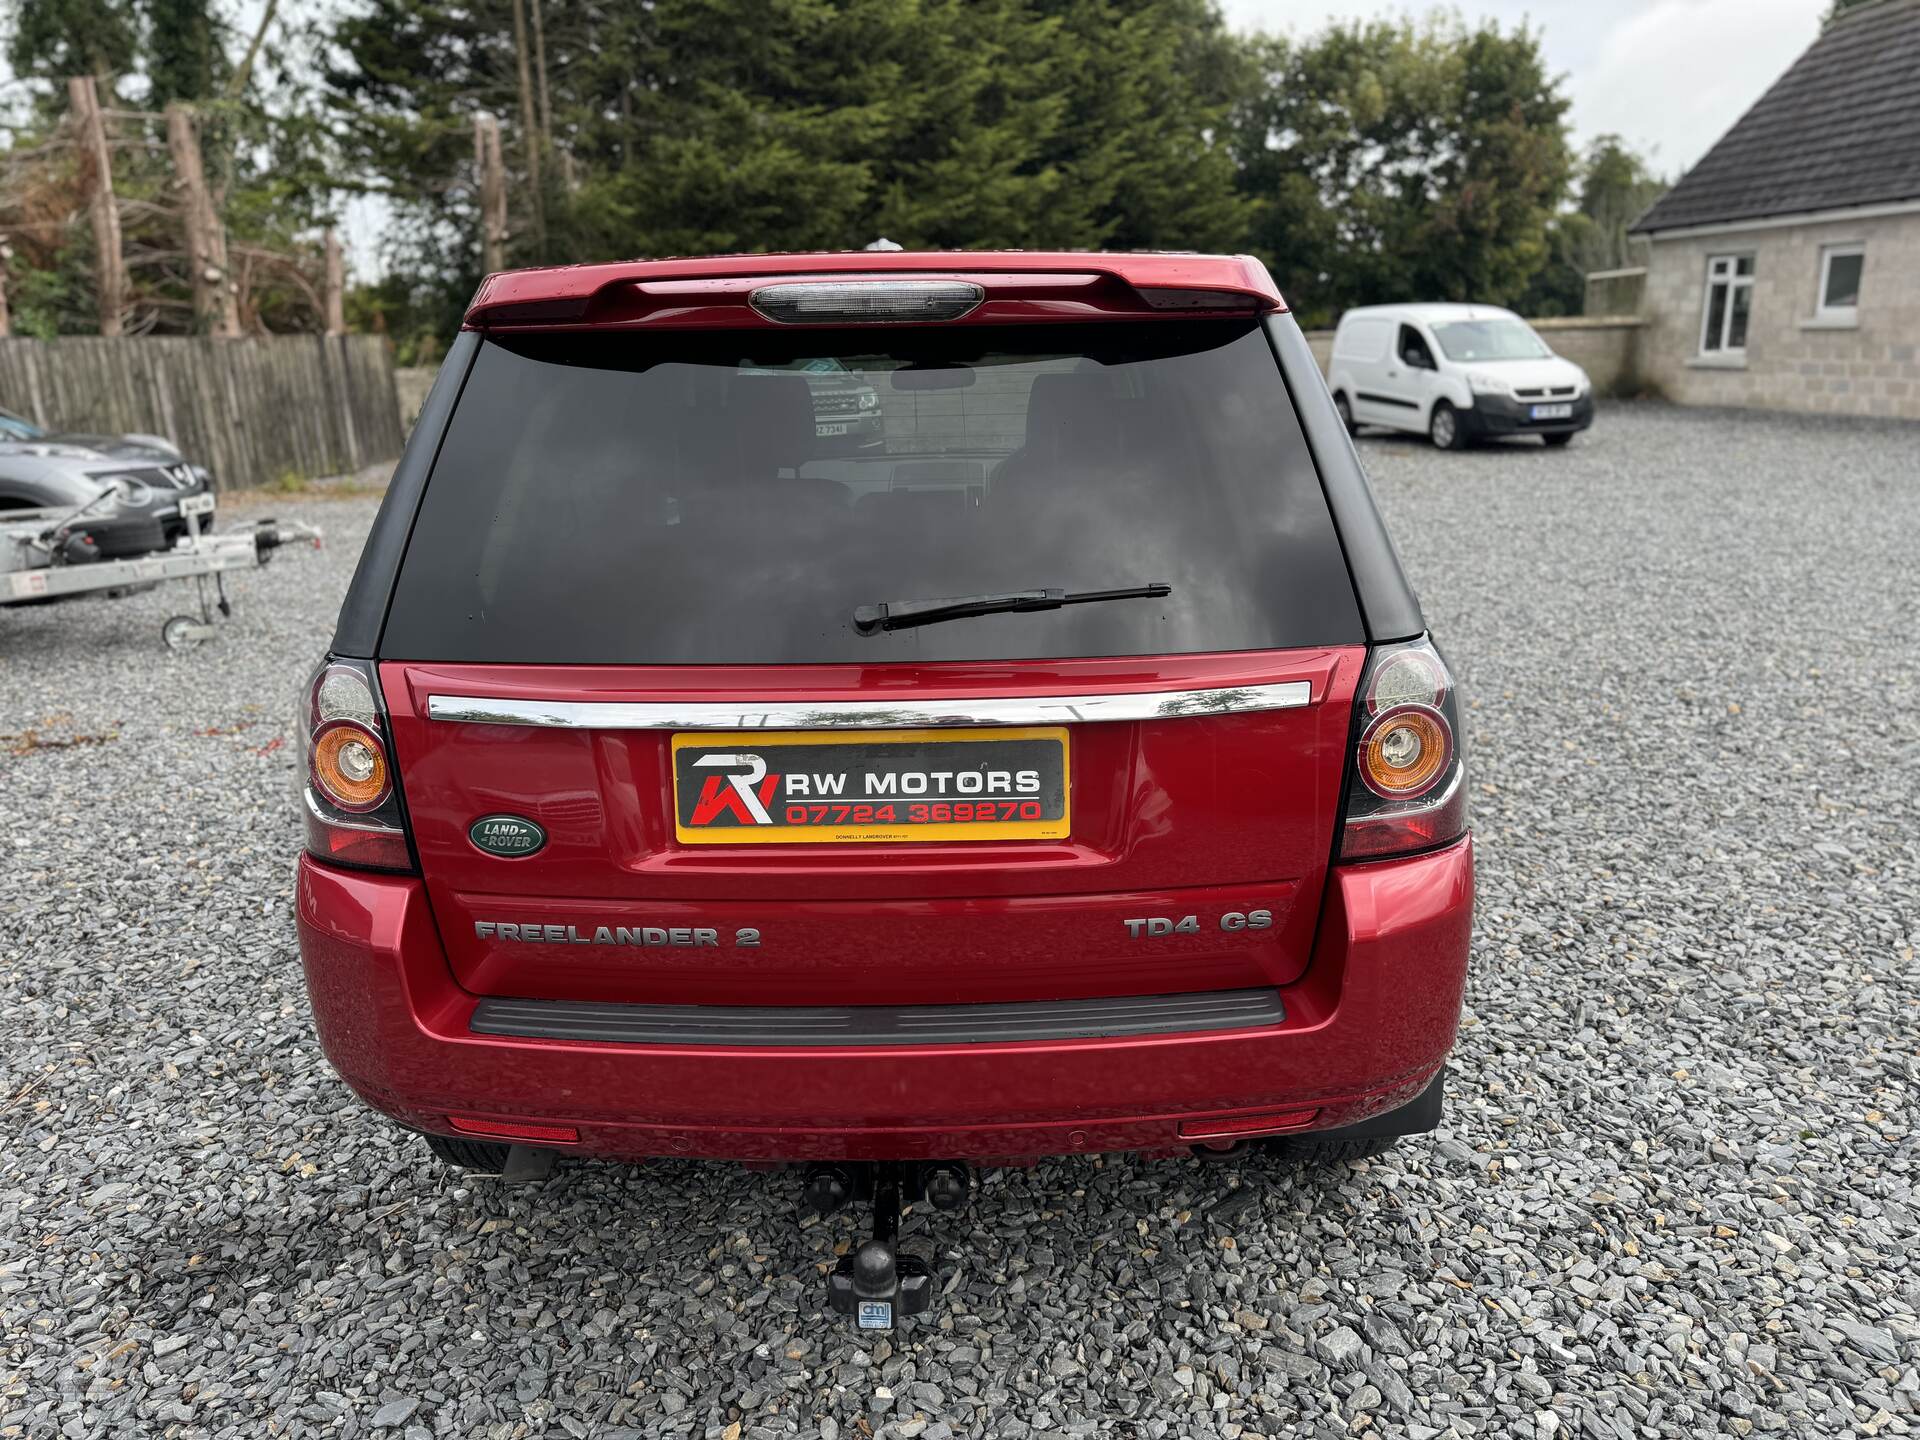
[164,103,242,338]
[323,229,346,336]
[68,76,126,337]
[0,247,11,337]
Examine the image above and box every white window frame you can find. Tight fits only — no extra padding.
[1699,253,1755,356]
[1814,243,1864,324]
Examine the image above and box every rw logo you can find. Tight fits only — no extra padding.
[689,753,779,826]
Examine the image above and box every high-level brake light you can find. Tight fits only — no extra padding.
[750,279,985,325]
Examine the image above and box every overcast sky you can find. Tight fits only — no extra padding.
[1219,0,1830,176]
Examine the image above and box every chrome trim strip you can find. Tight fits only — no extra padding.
[426,680,1314,730]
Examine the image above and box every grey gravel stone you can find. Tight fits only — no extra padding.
[370,1398,420,1427]
[4,408,1918,1438]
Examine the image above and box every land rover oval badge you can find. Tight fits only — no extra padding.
[469,814,546,858]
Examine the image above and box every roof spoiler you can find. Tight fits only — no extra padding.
[465,253,1286,330]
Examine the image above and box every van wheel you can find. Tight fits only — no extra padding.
[1543,432,1574,448]
[422,1133,511,1173]
[1428,402,1463,450]
[1267,1134,1399,1165]
[1334,393,1357,435]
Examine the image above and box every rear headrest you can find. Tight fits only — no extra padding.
[1021,371,1120,467]
[725,373,815,477]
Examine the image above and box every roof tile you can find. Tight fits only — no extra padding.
[1632,0,1920,233]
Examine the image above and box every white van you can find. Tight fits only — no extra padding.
[1327,303,1594,450]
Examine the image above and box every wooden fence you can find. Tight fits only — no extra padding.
[0,335,404,490]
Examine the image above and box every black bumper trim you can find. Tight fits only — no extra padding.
[470,988,1287,1046]
[1307,1065,1446,1139]
[1461,393,1595,437]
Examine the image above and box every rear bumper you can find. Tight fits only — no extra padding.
[1462,392,1595,438]
[295,837,1473,1161]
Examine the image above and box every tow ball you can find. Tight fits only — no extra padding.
[812,1161,969,1330]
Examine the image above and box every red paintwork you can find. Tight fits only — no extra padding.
[382,650,1359,1007]
[296,834,1473,1161]
[463,251,1286,330]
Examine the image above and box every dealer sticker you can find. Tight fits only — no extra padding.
[671,727,1070,844]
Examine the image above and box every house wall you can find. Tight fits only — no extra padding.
[1640,212,1920,419]
[1301,317,1645,396]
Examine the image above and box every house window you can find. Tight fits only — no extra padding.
[1700,254,1754,355]
[1816,244,1864,323]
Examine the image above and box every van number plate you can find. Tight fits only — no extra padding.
[1530,402,1573,420]
[671,728,1069,844]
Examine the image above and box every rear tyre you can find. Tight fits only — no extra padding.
[1542,431,1575,448]
[1428,402,1464,450]
[422,1133,512,1173]
[1334,393,1358,435]
[1266,1134,1400,1165]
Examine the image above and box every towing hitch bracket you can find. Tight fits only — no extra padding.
[823,1162,958,1330]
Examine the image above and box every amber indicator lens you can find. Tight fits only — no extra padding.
[312,719,390,811]
[1358,705,1451,799]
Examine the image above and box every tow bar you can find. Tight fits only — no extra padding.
[814,1162,969,1330]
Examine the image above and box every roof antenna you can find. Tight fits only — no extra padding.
[864,237,904,252]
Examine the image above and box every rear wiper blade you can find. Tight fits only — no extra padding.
[853,583,1171,635]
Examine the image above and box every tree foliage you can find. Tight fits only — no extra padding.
[1,0,1670,351]
[1230,15,1574,326]
[327,0,1256,352]
[0,0,338,335]
[6,0,141,82]
[1518,135,1669,317]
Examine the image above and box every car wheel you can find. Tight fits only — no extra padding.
[1265,1134,1399,1165]
[423,1133,511,1173]
[1429,402,1463,450]
[1334,393,1357,436]
[1543,432,1574,448]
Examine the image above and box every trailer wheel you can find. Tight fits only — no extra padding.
[161,615,204,652]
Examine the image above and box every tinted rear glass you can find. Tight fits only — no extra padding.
[382,320,1360,664]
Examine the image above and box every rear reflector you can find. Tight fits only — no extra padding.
[1178,1108,1319,1141]
[446,1115,580,1144]
[750,279,984,324]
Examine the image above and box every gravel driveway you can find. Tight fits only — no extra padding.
[3,404,1916,1439]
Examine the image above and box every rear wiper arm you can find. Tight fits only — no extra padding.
[853,583,1171,635]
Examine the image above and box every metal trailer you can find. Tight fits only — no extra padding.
[2,493,323,651]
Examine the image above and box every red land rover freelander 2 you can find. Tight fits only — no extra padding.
[295,252,1474,1326]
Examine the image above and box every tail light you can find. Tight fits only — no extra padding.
[300,658,413,872]
[1339,637,1468,861]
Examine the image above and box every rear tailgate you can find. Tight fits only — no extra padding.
[385,650,1359,1006]
[374,306,1370,1015]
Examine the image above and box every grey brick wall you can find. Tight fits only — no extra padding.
[1640,212,1920,420]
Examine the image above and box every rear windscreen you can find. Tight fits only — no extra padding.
[382,320,1361,664]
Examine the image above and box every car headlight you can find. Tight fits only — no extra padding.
[1468,373,1509,397]
[858,391,879,411]
[105,475,154,506]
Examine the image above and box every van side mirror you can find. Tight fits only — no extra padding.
[1403,346,1435,370]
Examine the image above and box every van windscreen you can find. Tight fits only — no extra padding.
[381,320,1362,664]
